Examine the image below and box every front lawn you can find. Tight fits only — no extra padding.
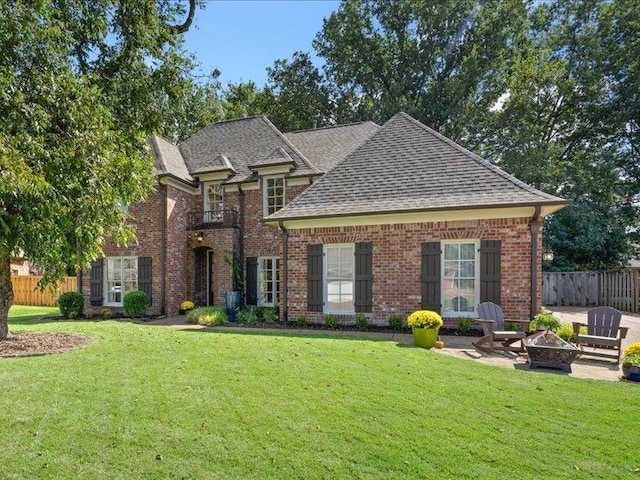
[1,311,638,479]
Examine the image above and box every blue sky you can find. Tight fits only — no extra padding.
[183,0,341,87]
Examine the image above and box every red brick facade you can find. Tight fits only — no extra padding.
[284,217,542,326]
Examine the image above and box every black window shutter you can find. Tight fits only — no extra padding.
[307,244,323,312]
[480,240,501,305]
[138,257,153,304]
[246,257,258,305]
[90,258,104,306]
[354,242,373,313]
[421,242,441,312]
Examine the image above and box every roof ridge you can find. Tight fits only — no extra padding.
[286,120,379,135]
[259,116,321,174]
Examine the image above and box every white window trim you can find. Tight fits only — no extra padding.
[323,244,355,315]
[104,256,138,307]
[441,240,480,318]
[257,257,279,307]
[263,176,285,217]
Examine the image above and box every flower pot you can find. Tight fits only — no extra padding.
[622,363,640,382]
[225,290,242,322]
[412,327,440,349]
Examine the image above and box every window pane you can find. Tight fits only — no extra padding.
[444,244,459,260]
[460,243,475,260]
[442,243,477,315]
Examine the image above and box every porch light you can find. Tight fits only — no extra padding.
[197,232,204,243]
[542,249,554,262]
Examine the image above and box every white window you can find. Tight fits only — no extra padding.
[442,241,479,317]
[324,244,354,314]
[104,257,138,306]
[264,176,285,216]
[258,257,280,307]
[204,183,224,222]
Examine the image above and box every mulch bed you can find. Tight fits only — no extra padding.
[0,332,94,358]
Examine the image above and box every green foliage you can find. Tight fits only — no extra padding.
[84,310,93,320]
[123,290,148,318]
[504,322,519,332]
[0,0,200,337]
[556,323,576,342]
[58,292,84,319]
[262,307,279,323]
[101,308,112,320]
[324,314,338,328]
[187,307,228,326]
[456,317,472,334]
[622,342,640,366]
[237,309,257,325]
[388,314,404,330]
[355,313,368,331]
[296,314,308,327]
[529,308,562,332]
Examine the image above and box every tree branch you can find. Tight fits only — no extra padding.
[167,0,196,34]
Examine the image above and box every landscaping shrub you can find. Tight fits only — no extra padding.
[58,291,84,319]
[388,314,403,330]
[101,308,112,319]
[237,309,257,324]
[504,322,519,331]
[263,307,279,323]
[557,323,576,342]
[456,317,472,334]
[187,307,228,326]
[123,290,148,318]
[324,314,338,328]
[355,313,368,330]
[296,314,307,327]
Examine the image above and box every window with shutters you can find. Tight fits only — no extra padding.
[324,244,355,315]
[104,256,138,306]
[264,176,285,216]
[442,241,479,317]
[258,257,280,307]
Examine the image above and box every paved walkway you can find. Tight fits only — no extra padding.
[146,307,640,382]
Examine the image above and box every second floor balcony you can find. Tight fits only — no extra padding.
[188,209,239,231]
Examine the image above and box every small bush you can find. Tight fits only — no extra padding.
[263,307,279,323]
[388,314,403,330]
[187,307,228,326]
[58,291,84,318]
[123,290,148,318]
[504,322,519,331]
[101,308,112,319]
[324,314,338,328]
[237,309,257,324]
[84,310,94,320]
[296,314,307,327]
[557,323,576,342]
[457,317,472,334]
[355,313,368,330]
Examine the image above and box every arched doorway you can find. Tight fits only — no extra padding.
[194,247,214,306]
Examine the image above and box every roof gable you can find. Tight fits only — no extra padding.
[150,135,192,184]
[267,112,569,222]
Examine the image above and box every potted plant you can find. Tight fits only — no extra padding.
[529,308,561,332]
[179,300,195,315]
[621,342,640,382]
[407,310,443,349]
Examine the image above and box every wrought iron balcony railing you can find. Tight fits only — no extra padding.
[187,209,239,230]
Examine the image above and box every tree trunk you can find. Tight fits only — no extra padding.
[0,251,13,340]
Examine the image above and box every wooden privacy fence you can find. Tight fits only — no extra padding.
[543,269,640,313]
[11,276,78,307]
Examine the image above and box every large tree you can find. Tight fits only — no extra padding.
[0,0,200,339]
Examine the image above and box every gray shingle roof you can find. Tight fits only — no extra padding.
[150,135,192,183]
[178,116,318,183]
[249,147,297,170]
[285,121,380,172]
[267,112,569,221]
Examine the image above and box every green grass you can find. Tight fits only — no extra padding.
[1,307,639,479]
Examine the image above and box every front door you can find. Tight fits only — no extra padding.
[207,250,214,306]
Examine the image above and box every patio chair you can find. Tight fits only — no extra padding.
[472,302,530,353]
[572,306,628,364]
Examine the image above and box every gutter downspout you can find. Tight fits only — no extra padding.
[279,221,289,322]
[160,184,167,316]
[529,205,542,320]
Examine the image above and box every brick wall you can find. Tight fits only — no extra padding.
[284,217,542,326]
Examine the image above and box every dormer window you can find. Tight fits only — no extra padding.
[204,183,224,223]
[264,176,285,216]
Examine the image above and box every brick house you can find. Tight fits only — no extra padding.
[80,112,568,324]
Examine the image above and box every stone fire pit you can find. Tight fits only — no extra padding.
[523,329,580,373]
